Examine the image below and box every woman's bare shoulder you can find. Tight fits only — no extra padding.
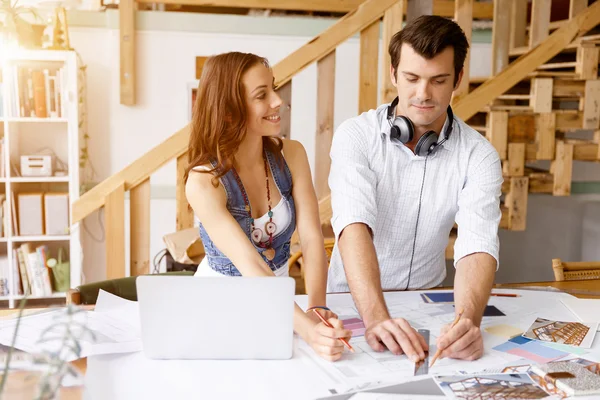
[185,167,226,205]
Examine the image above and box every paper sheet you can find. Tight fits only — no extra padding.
[0,292,142,361]
[350,394,445,399]
[296,289,600,395]
[484,324,523,339]
[560,297,600,329]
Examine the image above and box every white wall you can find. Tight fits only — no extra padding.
[68,23,599,285]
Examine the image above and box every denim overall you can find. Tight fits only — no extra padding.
[198,150,296,276]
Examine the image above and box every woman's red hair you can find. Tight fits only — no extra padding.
[184,52,283,185]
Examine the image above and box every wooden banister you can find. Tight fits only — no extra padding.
[176,154,194,230]
[106,182,126,279]
[73,0,403,224]
[72,124,190,224]
[272,0,399,88]
[130,179,151,276]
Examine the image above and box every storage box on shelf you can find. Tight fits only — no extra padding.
[0,49,81,308]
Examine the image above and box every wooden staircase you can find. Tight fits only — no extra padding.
[71,0,600,280]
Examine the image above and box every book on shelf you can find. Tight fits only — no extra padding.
[0,193,19,238]
[5,64,66,119]
[16,243,53,297]
[0,255,8,296]
[0,138,5,177]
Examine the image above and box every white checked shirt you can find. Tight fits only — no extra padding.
[327,103,503,293]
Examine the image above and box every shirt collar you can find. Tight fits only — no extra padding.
[379,103,457,152]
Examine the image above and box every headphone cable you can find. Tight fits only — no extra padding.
[405,155,428,290]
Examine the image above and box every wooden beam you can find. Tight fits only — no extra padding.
[359,20,379,114]
[105,182,126,279]
[135,0,494,18]
[570,0,588,18]
[315,51,336,199]
[535,113,556,160]
[553,79,585,98]
[72,125,190,224]
[552,141,574,196]
[272,0,399,88]
[509,0,527,50]
[530,78,553,113]
[452,0,472,104]
[176,154,194,231]
[576,44,599,80]
[508,114,535,143]
[583,80,600,130]
[453,1,600,122]
[595,130,600,161]
[507,143,525,176]
[529,0,551,49]
[434,0,492,19]
[130,178,150,276]
[507,177,529,231]
[136,0,364,12]
[492,0,511,75]
[407,0,432,21]
[487,111,508,160]
[120,0,136,105]
[380,1,404,104]
[276,82,292,139]
[556,111,583,131]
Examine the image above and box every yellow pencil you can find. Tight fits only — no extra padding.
[429,309,464,367]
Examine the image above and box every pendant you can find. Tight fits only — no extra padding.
[251,228,262,243]
[265,221,277,235]
[263,247,276,261]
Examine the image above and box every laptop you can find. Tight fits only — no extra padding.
[136,276,295,360]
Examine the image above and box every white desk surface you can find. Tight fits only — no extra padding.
[82,289,600,400]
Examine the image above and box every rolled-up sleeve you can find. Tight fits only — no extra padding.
[329,120,378,239]
[453,149,503,269]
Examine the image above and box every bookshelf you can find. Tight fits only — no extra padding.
[0,49,82,308]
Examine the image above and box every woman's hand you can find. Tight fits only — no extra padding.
[306,308,338,324]
[305,317,352,362]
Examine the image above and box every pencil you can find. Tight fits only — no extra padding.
[312,309,355,353]
[429,308,464,368]
[490,293,519,298]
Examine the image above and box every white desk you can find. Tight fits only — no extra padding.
[84,342,330,400]
[82,289,600,400]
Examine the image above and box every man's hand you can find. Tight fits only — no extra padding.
[364,318,428,362]
[436,317,483,361]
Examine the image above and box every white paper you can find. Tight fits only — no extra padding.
[349,394,445,399]
[295,289,600,395]
[560,297,600,329]
[0,305,141,361]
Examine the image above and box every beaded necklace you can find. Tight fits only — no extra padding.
[232,153,277,261]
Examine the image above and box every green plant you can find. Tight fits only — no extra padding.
[0,0,42,48]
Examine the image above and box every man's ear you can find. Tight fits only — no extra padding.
[390,65,398,86]
[454,68,464,91]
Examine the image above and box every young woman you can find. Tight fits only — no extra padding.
[184,52,350,361]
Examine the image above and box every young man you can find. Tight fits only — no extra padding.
[327,16,502,364]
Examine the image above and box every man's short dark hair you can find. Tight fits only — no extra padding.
[389,15,469,86]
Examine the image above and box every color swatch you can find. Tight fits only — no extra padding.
[493,335,569,363]
[485,324,524,339]
[342,318,366,337]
